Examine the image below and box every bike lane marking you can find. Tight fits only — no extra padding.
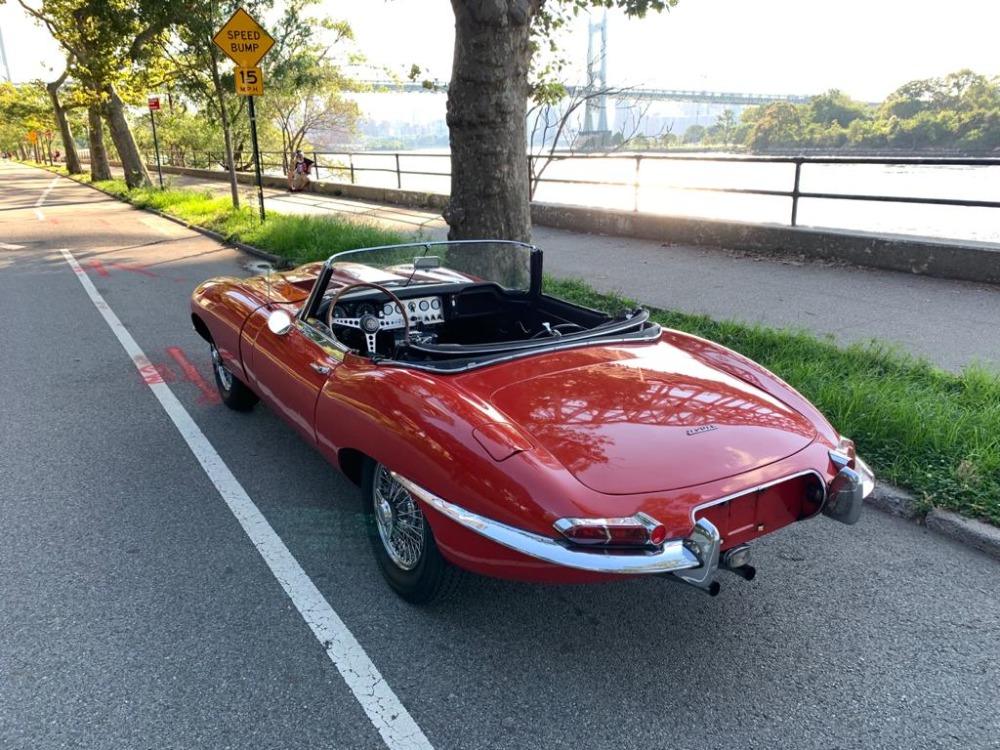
[60,247,435,750]
[34,176,59,221]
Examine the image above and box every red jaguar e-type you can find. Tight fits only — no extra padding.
[191,240,874,602]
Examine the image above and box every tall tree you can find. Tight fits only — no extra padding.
[167,0,351,206]
[45,67,84,174]
[14,0,178,187]
[0,80,51,157]
[445,1,673,242]
[256,2,359,174]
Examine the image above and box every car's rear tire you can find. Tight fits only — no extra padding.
[210,342,259,411]
[362,460,459,604]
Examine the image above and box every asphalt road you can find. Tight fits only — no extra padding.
[1,161,998,750]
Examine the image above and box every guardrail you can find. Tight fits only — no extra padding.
[139,149,1000,234]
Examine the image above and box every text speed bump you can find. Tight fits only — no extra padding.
[213,8,274,68]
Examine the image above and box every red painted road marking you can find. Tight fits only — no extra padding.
[152,363,179,383]
[136,360,165,385]
[88,259,110,277]
[167,346,220,404]
[111,261,159,278]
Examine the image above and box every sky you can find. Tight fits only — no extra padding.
[1,0,997,103]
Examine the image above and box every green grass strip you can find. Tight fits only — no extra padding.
[87,177,999,525]
[92,178,410,265]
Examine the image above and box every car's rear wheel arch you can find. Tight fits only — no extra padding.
[191,313,212,343]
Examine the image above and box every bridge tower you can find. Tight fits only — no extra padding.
[0,27,11,83]
[580,11,610,148]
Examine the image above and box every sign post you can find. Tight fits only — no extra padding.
[213,8,275,222]
[147,96,164,189]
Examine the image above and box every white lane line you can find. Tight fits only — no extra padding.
[0,242,26,249]
[59,247,435,750]
[35,176,59,220]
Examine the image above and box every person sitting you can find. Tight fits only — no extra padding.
[287,150,314,193]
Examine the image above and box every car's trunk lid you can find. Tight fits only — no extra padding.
[489,353,816,495]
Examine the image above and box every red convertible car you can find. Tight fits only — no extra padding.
[191,240,874,603]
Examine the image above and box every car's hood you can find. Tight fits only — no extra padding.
[489,353,817,495]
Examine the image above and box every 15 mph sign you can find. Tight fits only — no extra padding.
[213,8,274,69]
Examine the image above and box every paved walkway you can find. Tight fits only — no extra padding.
[171,173,1000,373]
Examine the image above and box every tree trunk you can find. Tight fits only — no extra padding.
[87,106,113,182]
[210,55,240,209]
[46,79,83,175]
[102,85,151,188]
[446,1,540,242]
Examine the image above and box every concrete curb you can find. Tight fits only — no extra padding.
[54,166,1000,563]
[925,509,1000,561]
[867,482,1000,561]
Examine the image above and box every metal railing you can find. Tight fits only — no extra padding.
[143,149,1000,233]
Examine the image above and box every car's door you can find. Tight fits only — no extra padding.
[245,308,343,445]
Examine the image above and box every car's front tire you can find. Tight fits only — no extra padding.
[210,342,259,411]
[362,460,459,604]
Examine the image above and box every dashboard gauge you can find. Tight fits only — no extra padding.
[356,302,378,317]
[332,304,348,320]
[383,303,395,316]
[430,298,441,310]
[419,300,429,311]
[408,301,416,312]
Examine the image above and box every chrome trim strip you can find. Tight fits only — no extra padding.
[829,450,851,469]
[297,319,347,361]
[391,473,714,576]
[690,469,827,524]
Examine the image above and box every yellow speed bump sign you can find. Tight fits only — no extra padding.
[235,67,264,96]
[213,8,274,69]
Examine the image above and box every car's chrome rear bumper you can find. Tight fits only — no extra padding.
[392,473,720,583]
[823,456,876,525]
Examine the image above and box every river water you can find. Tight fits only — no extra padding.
[339,151,1000,246]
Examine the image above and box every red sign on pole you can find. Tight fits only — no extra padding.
[148,97,161,111]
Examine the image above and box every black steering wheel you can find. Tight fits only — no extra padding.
[326,282,411,355]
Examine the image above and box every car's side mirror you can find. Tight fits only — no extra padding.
[267,309,293,336]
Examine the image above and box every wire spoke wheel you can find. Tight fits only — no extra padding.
[373,465,425,570]
[362,460,460,603]
[209,341,258,411]
[211,343,234,391]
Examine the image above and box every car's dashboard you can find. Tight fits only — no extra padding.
[331,294,445,328]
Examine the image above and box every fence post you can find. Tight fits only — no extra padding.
[791,158,803,226]
[312,151,319,181]
[634,155,642,212]
[395,153,402,189]
[350,154,355,184]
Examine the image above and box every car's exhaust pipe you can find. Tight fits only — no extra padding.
[723,564,756,581]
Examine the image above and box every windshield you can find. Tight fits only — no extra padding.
[327,240,535,292]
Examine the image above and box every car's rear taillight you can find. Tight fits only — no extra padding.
[554,513,667,548]
[830,436,857,469]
